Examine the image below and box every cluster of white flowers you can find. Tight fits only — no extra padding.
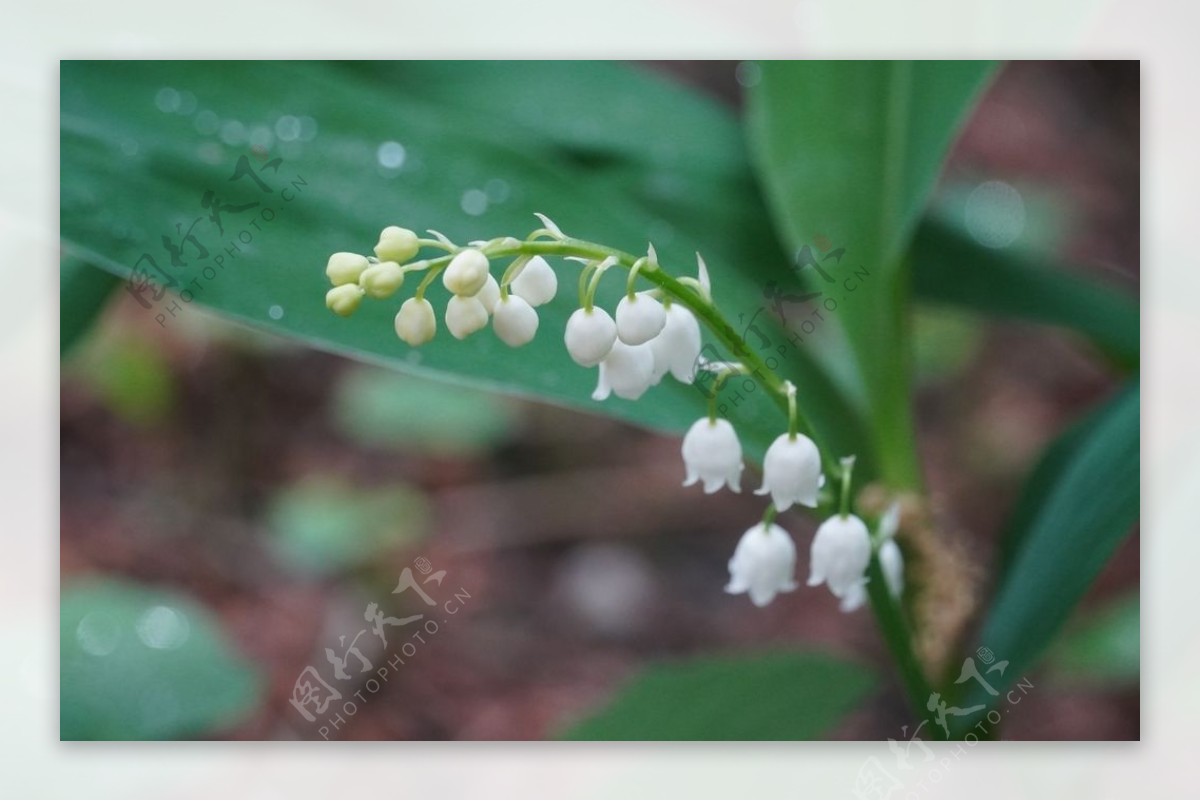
[324,216,904,612]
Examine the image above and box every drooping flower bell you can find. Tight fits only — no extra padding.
[681,417,744,493]
[565,307,618,367]
[445,294,489,339]
[492,294,539,347]
[838,579,869,613]
[649,303,702,384]
[394,297,436,346]
[725,522,799,607]
[615,292,666,345]
[443,248,490,297]
[808,513,871,599]
[755,432,822,511]
[592,340,654,401]
[510,256,558,307]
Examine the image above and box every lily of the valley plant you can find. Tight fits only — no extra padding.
[324,214,925,720]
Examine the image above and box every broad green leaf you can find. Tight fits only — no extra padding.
[561,651,875,740]
[997,385,1132,574]
[60,257,118,355]
[746,61,995,487]
[1046,593,1139,686]
[61,578,264,740]
[60,60,868,467]
[910,217,1139,369]
[952,379,1139,733]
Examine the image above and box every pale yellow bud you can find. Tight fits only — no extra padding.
[326,284,364,317]
[374,226,420,264]
[359,261,405,299]
[325,252,370,286]
[442,248,490,296]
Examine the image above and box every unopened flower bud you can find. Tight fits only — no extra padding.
[445,294,489,339]
[394,297,436,346]
[443,248,490,296]
[325,252,369,286]
[359,261,405,299]
[493,294,539,347]
[615,292,666,345]
[374,226,420,264]
[475,274,501,314]
[565,307,617,367]
[510,256,558,307]
[325,284,364,317]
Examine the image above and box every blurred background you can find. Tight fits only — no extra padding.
[59,61,1139,741]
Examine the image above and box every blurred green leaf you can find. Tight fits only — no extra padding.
[562,651,875,740]
[74,332,176,425]
[911,217,1139,368]
[953,379,1139,732]
[997,385,1134,573]
[61,256,118,355]
[267,476,429,576]
[1047,593,1139,686]
[60,60,868,467]
[746,61,996,488]
[61,578,263,740]
[911,307,984,383]
[333,366,516,455]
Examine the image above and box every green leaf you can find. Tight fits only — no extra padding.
[746,61,995,487]
[267,475,430,577]
[61,578,264,740]
[561,651,875,740]
[910,217,1139,368]
[60,256,119,355]
[953,379,1139,730]
[1046,593,1139,686]
[60,60,867,466]
[997,385,1133,574]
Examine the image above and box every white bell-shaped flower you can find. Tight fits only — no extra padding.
[374,226,420,264]
[681,417,743,493]
[326,252,369,286]
[725,522,799,607]
[394,297,436,346]
[445,294,489,340]
[808,514,871,598]
[838,579,869,613]
[649,303,702,384]
[615,292,666,345]
[592,340,654,401]
[474,274,501,314]
[492,294,539,347]
[879,539,904,599]
[510,256,558,307]
[443,248,490,296]
[754,433,822,511]
[565,307,618,367]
